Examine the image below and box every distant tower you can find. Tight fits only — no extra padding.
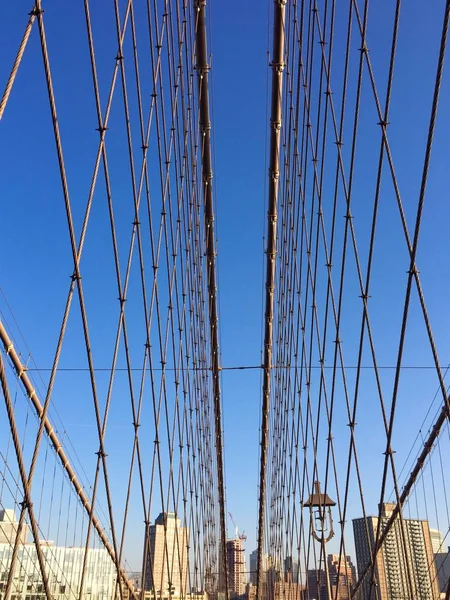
[429,528,444,554]
[353,503,439,599]
[0,509,29,544]
[249,550,258,585]
[283,556,299,584]
[143,512,189,596]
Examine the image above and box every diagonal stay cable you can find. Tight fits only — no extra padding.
[0,7,36,120]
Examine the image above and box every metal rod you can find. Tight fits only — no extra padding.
[194,1,228,597]
[257,1,286,598]
[0,320,135,598]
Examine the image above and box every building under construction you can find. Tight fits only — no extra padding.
[225,538,246,598]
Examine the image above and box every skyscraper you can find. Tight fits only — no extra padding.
[249,550,258,585]
[249,550,269,586]
[144,512,189,597]
[225,538,246,597]
[352,503,439,599]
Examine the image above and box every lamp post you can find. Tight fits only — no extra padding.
[304,481,336,600]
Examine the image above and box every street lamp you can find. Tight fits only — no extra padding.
[303,481,336,600]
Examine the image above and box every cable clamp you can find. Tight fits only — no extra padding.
[270,60,285,73]
[270,118,282,131]
[196,65,210,77]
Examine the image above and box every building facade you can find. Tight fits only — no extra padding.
[143,512,189,598]
[306,569,327,600]
[0,510,116,600]
[434,547,450,595]
[0,509,29,545]
[353,503,439,599]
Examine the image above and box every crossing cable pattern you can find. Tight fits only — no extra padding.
[1,1,450,600]
[0,0,226,599]
[258,0,450,599]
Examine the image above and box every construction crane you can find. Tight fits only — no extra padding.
[228,512,247,541]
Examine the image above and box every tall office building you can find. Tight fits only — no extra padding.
[429,528,445,554]
[144,512,189,597]
[327,555,356,600]
[353,503,439,599]
[225,539,246,597]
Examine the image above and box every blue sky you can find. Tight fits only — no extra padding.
[1,0,450,576]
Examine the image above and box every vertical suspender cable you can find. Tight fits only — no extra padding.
[194,2,228,597]
[257,1,286,598]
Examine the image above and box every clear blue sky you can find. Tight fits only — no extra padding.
[1,0,450,574]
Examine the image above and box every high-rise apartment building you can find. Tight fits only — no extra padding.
[353,503,439,599]
[144,512,189,598]
[327,554,356,600]
[225,539,245,597]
